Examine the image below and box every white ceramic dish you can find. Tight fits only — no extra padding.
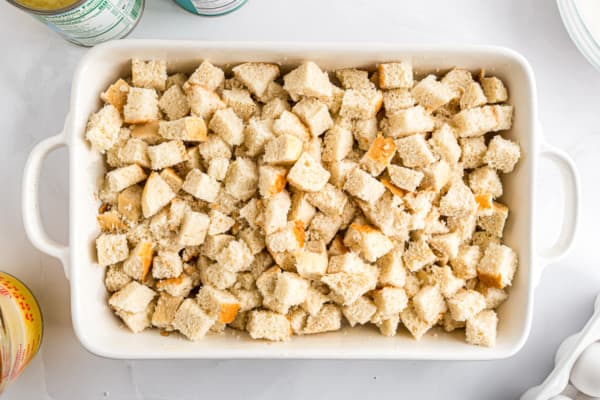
[22,40,580,360]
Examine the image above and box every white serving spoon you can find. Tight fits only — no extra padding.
[521,293,600,400]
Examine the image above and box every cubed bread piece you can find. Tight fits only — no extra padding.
[382,88,415,114]
[292,98,333,137]
[395,134,436,168]
[306,183,347,216]
[158,84,190,121]
[244,117,276,157]
[351,118,377,152]
[429,232,461,259]
[360,135,396,176]
[466,310,498,347]
[166,72,187,89]
[209,108,244,146]
[96,233,129,266]
[431,265,465,298]
[477,243,517,289]
[342,296,377,326]
[322,124,353,163]
[232,62,279,97]
[273,271,309,308]
[258,165,287,198]
[376,314,400,337]
[420,160,451,193]
[459,81,486,110]
[221,88,258,120]
[109,280,156,313]
[303,304,342,334]
[106,166,146,195]
[477,284,509,309]
[105,264,132,292]
[158,117,207,142]
[171,298,214,341]
[264,134,304,165]
[411,75,453,111]
[238,227,266,256]
[186,60,225,91]
[339,88,383,119]
[383,105,436,138]
[272,110,310,141]
[256,266,281,298]
[147,140,187,170]
[262,190,291,234]
[288,191,316,226]
[478,201,509,237]
[378,62,413,89]
[155,272,194,297]
[123,241,153,281]
[483,135,521,173]
[447,289,486,321]
[283,61,332,99]
[101,79,130,114]
[451,245,481,280]
[85,104,123,153]
[327,251,367,274]
[167,197,187,229]
[262,97,290,120]
[321,271,376,306]
[468,166,503,198]
[230,288,261,312]
[439,181,476,218]
[429,124,461,165]
[335,68,372,90]
[446,213,477,243]
[403,238,436,272]
[400,303,434,340]
[295,241,328,279]
[377,249,406,288]
[309,213,342,244]
[480,77,508,104]
[327,160,357,189]
[460,137,487,169]
[130,121,163,145]
[152,250,183,280]
[387,164,424,192]
[117,138,150,168]
[132,59,167,91]
[301,284,329,316]
[287,152,330,192]
[186,85,226,120]
[207,209,235,236]
[216,240,254,272]
[372,287,408,316]
[182,169,220,203]
[224,158,258,201]
[412,285,447,324]
[343,223,393,262]
[178,210,210,246]
[151,292,183,330]
[206,157,230,182]
[257,81,289,103]
[124,87,159,124]
[246,310,291,341]
[441,68,473,98]
[266,221,305,253]
[115,304,154,334]
[196,285,241,323]
[198,135,231,162]
[343,167,385,204]
[198,260,237,290]
[453,105,512,137]
[118,185,142,222]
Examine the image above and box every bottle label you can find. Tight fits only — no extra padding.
[179,0,246,15]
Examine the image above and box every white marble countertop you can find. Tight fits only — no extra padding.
[1,0,599,398]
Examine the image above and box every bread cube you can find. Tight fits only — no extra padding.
[382,88,414,114]
[431,265,465,298]
[303,304,342,334]
[447,289,486,321]
[117,138,151,169]
[484,135,521,173]
[244,117,276,157]
[441,68,473,98]
[342,296,377,326]
[298,285,327,317]
[231,62,279,97]
[122,241,153,281]
[165,73,187,90]
[105,264,132,292]
[429,124,461,165]
[151,292,183,330]
[321,124,353,163]
[403,238,436,272]
[106,164,147,193]
[96,233,129,266]
[272,110,310,141]
[109,280,156,313]
[198,259,237,290]
[372,287,408,315]
[216,240,254,272]
[230,287,261,312]
[292,98,333,137]
[466,310,498,347]
[376,314,400,337]
[360,135,397,176]
[420,160,451,193]
[459,81,487,110]
[481,77,508,104]
[308,213,342,244]
[182,169,220,203]
[335,68,372,90]
[152,251,183,280]
[246,310,291,341]
[264,134,304,165]
[124,87,159,124]
[171,298,214,341]
[412,285,447,324]
[262,190,291,234]
[117,185,142,224]
[132,59,167,91]
[85,104,123,153]
[378,62,413,89]
[287,152,330,192]
[207,209,234,236]
[459,137,486,169]
[327,251,366,274]
[451,245,481,280]
[198,135,231,163]
[468,166,503,198]
[477,243,517,289]
[387,165,423,192]
[154,271,194,297]
[453,105,509,137]
[377,249,406,288]
[257,80,289,103]
[147,140,187,170]
[262,97,290,120]
[285,191,315,226]
[257,165,286,199]
[395,134,436,168]
[224,158,258,201]
[478,201,509,237]
[283,61,332,99]
[186,60,225,91]
[305,184,347,216]
[343,167,385,204]
[400,303,434,340]
[203,157,229,183]
[129,121,163,145]
[158,117,206,143]
[295,242,328,279]
[339,88,383,119]
[207,108,243,146]
[221,88,258,120]
[321,270,376,306]
[101,79,130,114]
[158,84,190,121]
[115,304,154,334]
[411,75,453,111]
[196,285,241,323]
[273,271,309,308]
[166,197,187,230]
[178,210,210,246]
[429,231,461,260]
[343,223,393,262]
[266,221,305,253]
[439,181,476,218]
[477,284,509,309]
[186,85,226,120]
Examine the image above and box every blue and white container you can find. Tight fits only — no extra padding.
[173,0,246,16]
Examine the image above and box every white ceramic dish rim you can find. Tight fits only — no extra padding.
[22,40,580,360]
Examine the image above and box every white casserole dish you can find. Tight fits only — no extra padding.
[22,40,580,360]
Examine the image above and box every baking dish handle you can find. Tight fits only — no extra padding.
[22,131,70,278]
[536,140,580,267]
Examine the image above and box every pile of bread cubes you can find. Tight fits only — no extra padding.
[86,57,521,347]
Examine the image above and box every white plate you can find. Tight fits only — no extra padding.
[22,41,580,359]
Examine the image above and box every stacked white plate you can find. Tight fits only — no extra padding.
[558,0,600,71]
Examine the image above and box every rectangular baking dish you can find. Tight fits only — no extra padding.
[22,40,580,360]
